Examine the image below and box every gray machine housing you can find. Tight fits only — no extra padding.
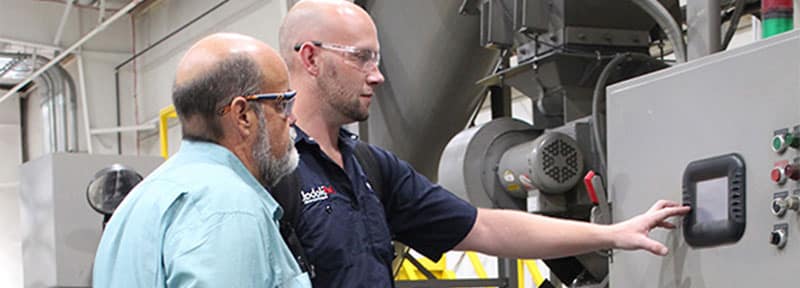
[438,116,607,281]
[19,153,161,288]
[607,30,800,287]
[438,117,597,215]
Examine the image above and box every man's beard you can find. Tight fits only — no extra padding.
[319,62,369,122]
[252,112,299,187]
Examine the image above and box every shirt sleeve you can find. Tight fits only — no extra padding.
[163,210,277,288]
[371,145,478,261]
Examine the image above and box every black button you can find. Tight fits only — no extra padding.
[773,201,783,214]
[771,231,782,245]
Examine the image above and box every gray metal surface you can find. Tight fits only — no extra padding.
[361,0,499,181]
[607,30,800,288]
[687,0,722,60]
[19,153,161,288]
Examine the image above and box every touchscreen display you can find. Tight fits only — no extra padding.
[695,177,729,222]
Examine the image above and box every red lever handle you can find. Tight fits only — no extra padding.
[584,170,599,205]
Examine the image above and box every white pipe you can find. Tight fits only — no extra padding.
[0,0,143,105]
[752,15,761,41]
[99,0,107,24]
[0,182,20,189]
[795,0,799,29]
[53,0,76,45]
[31,49,38,70]
[91,123,156,135]
[631,0,687,63]
[0,37,61,51]
[77,52,93,154]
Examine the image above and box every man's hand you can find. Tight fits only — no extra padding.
[608,200,691,256]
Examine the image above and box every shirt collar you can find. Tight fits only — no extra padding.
[293,125,360,149]
[177,140,283,220]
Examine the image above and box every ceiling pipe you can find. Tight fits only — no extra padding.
[0,0,144,105]
[53,0,76,45]
[0,37,61,52]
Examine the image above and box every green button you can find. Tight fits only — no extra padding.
[774,135,785,151]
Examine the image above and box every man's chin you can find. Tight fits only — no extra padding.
[268,148,300,187]
[352,111,369,122]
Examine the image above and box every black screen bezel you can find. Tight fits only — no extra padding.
[682,153,746,247]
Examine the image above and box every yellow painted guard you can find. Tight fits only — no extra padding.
[159,105,177,159]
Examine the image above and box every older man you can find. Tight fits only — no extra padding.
[274,1,690,287]
[92,33,310,288]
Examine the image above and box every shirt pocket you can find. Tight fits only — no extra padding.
[360,192,394,266]
[297,193,360,272]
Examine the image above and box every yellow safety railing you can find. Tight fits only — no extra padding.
[466,251,488,279]
[159,105,178,159]
[395,254,456,280]
[394,251,546,287]
[520,259,545,287]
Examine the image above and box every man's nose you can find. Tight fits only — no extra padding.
[367,66,384,86]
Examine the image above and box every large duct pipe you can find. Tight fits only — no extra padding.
[3,52,79,153]
[60,63,79,152]
[361,0,499,180]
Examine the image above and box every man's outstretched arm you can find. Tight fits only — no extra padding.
[453,200,691,259]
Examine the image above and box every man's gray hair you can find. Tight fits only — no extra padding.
[172,54,263,142]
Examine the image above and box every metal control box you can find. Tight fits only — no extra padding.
[19,153,161,288]
[607,30,800,287]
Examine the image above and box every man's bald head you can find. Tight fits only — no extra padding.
[278,0,377,71]
[172,33,288,142]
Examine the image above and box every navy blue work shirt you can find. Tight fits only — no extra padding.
[289,126,477,287]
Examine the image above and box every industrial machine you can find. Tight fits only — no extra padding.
[366,0,794,287]
[607,29,800,288]
[432,0,678,285]
[18,154,161,288]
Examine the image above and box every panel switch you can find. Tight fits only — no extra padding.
[771,195,800,217]
[771,224,789,249]
[771,229,787,248]
[772,132,800,153]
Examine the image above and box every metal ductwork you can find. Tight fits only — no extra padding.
[2,52,79,155]
[359,0,499,181]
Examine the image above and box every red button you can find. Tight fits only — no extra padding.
[772,167,785,183]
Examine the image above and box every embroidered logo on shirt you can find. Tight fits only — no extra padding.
[301,185,336,205]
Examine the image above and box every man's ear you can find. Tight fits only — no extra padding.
[230,97,255,138]
[298,43,321,76]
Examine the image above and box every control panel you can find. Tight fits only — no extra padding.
[770,126,800,250]
[606,29,800,288]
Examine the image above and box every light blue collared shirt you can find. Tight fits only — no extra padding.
[93,140,310,288]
